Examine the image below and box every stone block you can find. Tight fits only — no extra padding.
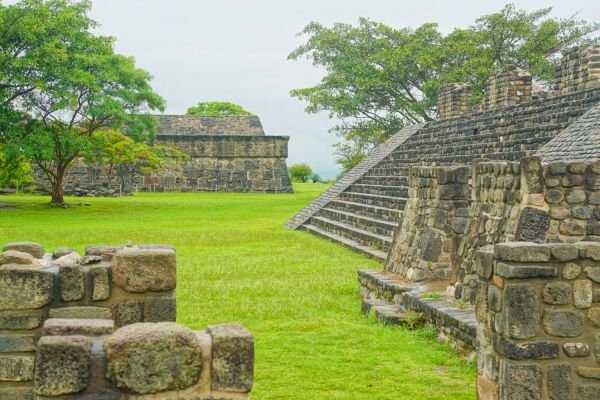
[0,250,35,266]
[34,335,91,396]
[565,189,587,204]
[577,242,600,260]
[112,249,176,293]
[585,266,600,283]
[563,342,590,357]
[0,355,35,381]
[550,243,579,261]
[438,184,470,200]
[577,385,600,400]
[560,219,587,236]
[563,263,581,280]
[515,209,550,243]
[85,246,123,260]
[545,189,564,204]
[42,318,114,336]
[0,387,33,399]
[494,243,550,262]
[574,279,593,308]
[543,310,584,337]
[488,285,502,312]
[495,262,557,279]
[104,322,202,394]
[577,367,600,379]
[493,336,559,360]
[115,301,143,327]
[49,307,112,320]
[0,312,43,330]
[505,284,539,340]
[53,248,76,259]
[477,375,499,400]
[2,242,44,259]
[548,364,572,400]
[499,361,542,400]
[143,296,176,322]
[90,266,110,301]
[53,252,81,267]
[476,248,494,279]
[520,157,544,194]
[208,324,254,392]
[0,267,54,310]
[0,335,37,352]
[542,282,571,305]
[59,265,84,302]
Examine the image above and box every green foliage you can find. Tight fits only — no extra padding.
[0,146,33,191]
[289,4,599,169]
[0,186,477,399]
[288,163,313,182]
[186,101,254,116]
[309,173,321,183]
[0,0,164,204]
[420,291,444,300]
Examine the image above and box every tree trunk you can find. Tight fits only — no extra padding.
[50,169,65,205]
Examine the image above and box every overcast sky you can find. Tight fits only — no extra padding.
[88,0,600,178]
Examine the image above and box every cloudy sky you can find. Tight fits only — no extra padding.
[88,0,599,178]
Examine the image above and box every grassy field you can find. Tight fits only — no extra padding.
[0,184,475,399]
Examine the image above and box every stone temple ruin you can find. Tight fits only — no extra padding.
[288,44,600,399]
[0,241,254,399]
[34,115,293,195]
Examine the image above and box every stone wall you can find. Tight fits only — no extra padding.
[557,44,600,95]
[476,241,600,400]
[0,242,254,399]
[386,165,471,281]
[437,83,472,119]
[155,115,265,136]
[481,65,532,111]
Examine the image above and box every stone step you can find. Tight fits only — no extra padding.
[348,183,408,197]
[361,299,409,326]
[327,199,402,221]
[300,223,388,261]
[363,166,410,177]
[309,215,393,252]
[338,192,408,210]
[42,318,115,336]
[357,175,408,186]
[319,207,398,237]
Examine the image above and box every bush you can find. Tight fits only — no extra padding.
[289,163,313,183]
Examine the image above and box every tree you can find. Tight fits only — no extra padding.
[0,146,33,192]
[288,163,313,183]
[0,0,164,205]
[186,101,254,116]
[289,4,599,171]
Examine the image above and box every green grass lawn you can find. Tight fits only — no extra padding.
[0,184,475,399]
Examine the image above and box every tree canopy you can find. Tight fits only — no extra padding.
[288,163,313,183]
[289,4,599,171]
[0,0,165,204]
[186,101,254,116]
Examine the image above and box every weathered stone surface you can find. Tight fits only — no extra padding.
[545,189,564,204]
[59,265,84,302]
[574,279,593,308]
[53,252,81,267]
[505,284,539,339]
[543,310,584,337]
[577,242,600,260]
[85,246,123,258]
[520,158,544,194]
[0,312,43,330]
[550,244,579,261]
[488,285,502,312]
[476,248,494,279]
[419,229,443,262]
[43,318,114,336]
[90,266,110,301]
[112,249,176,293]
[143,296,176,322]
[53,248,76,259]
[495,262,557,279]
[566,189,587,204]
[0,250,35,266]
[477,375,499,400]
[588,307,600,327]
[563,263,582,279]
[573,206,593,219]
[0,267,54,310]
[0,355,35,381]
[104,322,202,394]
[560,219,587,235]
[585,266,600,283]
[577,367,600,379]
[563,342,591,357]
[495,243,550,262]
[577,385,600,400]
[542,282,571,305]
[499,362,542,400]
[115,301,143,327]
[0,335,37,352]
[515,209,550,243]
[2,242,44,259]
[34,335,91,396]
[208,324,254,392]
[493,336,559,360]
[548,364,572,400]
[49,306,112,320]
[0,387,33,399]
[79,255,102,265]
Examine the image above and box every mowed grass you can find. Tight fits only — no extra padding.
[0,184,476,400]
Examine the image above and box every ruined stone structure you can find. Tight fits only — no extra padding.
[34,115,293,195]
[0,242,254,399]
[288,44,600,399]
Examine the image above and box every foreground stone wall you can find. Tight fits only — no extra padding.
[0,242,254,399]
[476,242,600,400]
